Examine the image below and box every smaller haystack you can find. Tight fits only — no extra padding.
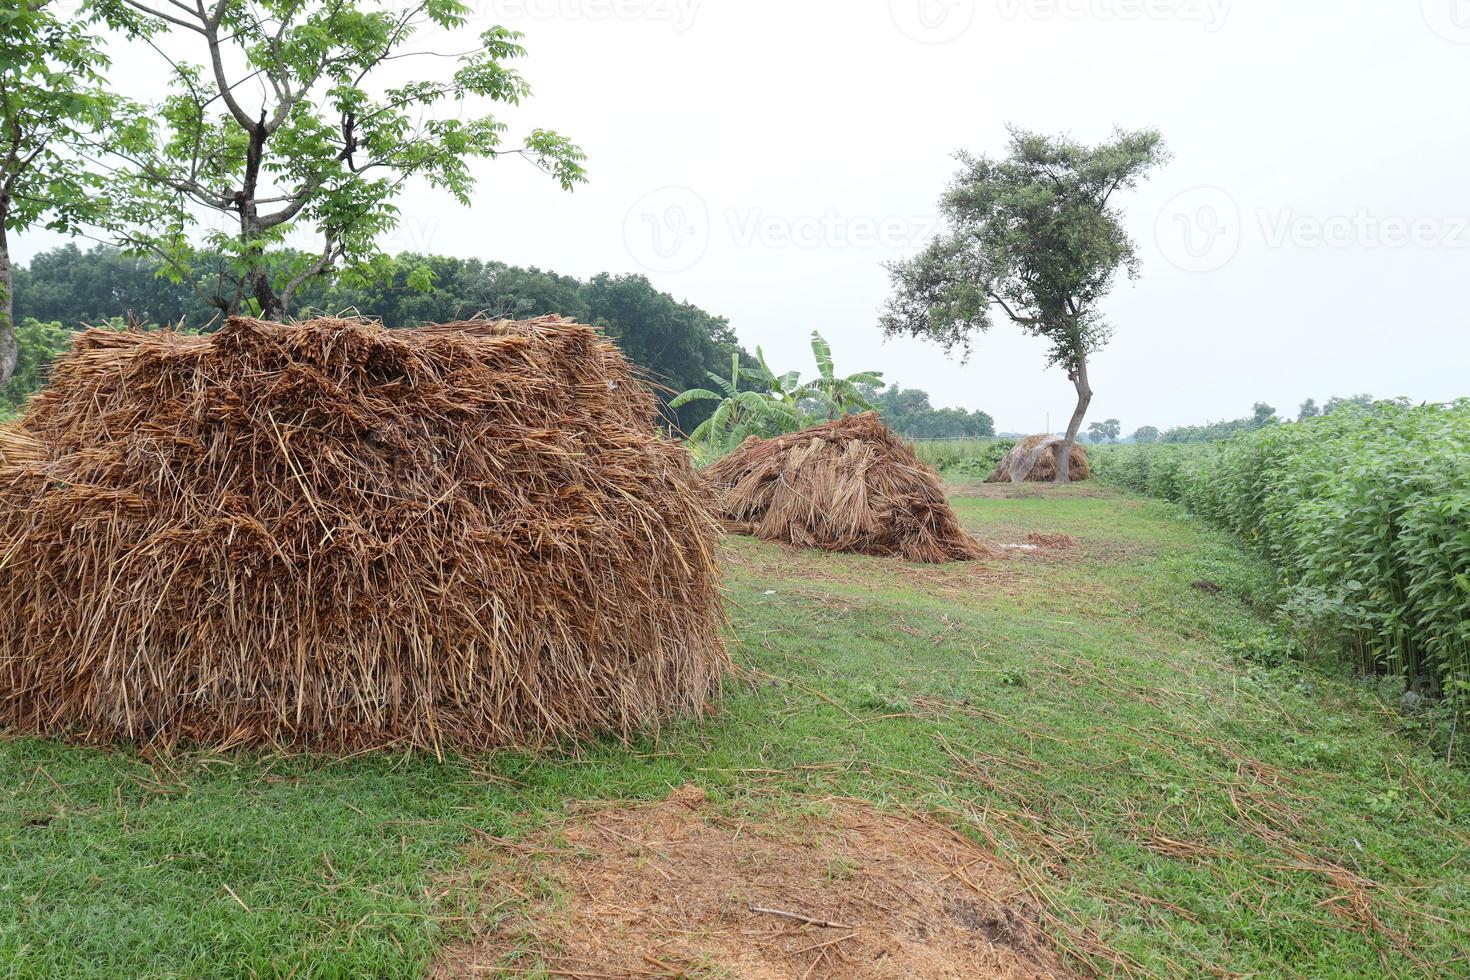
[703,412,986,563]
[987,435,1090,483]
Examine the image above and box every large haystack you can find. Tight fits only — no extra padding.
[0,316,728,753]
[703,412,986,563]
[986,435,1090,483]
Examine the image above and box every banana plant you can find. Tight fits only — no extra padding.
[740,347,805,408]
[671,352,808,462]
[802,331,884,419]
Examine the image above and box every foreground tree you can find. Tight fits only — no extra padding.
[881,127,1167,482]
[94,0,586,320]
[0,1,141,383]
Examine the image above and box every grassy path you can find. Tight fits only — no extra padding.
[2,484,1468,977]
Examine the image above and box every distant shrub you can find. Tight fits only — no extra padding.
[1095,403,1470,713]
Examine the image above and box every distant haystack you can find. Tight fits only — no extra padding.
[0,316,728,753]
[987,435,1090,483]
[703,412,987,563]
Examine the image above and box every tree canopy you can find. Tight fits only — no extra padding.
[1131,425,1161,444]
[1087,418,1122,443]
[0,0,144,383]
[92,0,585,320]
[881,126,1167,481]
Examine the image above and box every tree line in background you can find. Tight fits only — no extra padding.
[7,244,744,431]
[1100,397,1392,447]
[872,387,995,440]
[1145,397,1394,444]
[4,244,996,442]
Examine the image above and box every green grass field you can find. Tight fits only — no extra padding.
[3,484,1468,977]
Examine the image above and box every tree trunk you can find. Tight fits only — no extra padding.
[0,209,17,387]
[238,121,285,322]
[249,263,285,321]
[1054,356,1092,485]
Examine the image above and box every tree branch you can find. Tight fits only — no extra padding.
[199,0,257,133]
[118,0,206,34]
[278,232,340,311]
[989,291,1039,328]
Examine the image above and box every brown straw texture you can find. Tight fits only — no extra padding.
[986,435,1090,483]
[0,315,728,754]
[702,412,987,564]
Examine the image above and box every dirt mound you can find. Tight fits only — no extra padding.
[987,436,1090,483]
[436,787,1077,979]
[703,413,989,563]
[0,316,727,753]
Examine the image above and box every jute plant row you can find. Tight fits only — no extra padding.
[1093,403,1470,710]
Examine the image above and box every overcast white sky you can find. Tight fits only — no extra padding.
[19,0,1470,432]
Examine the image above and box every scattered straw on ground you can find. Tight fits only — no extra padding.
[0,316,727,753]
[1024,532,1078,551]
[435,786,1077,979]
[987,437,1090,484]
[704,413,990,564]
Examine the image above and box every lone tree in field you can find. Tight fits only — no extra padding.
[1088,418,1121,444]
[881,127,1167,483]
[95,0,586,321]
[0,1,142,384]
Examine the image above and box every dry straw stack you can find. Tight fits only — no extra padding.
[703,412,987,563]
[0,316,728,753]
[987,434,1090,483]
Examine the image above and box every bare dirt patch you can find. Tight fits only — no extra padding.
[434,787,1078,979]
[946,480,1114,501]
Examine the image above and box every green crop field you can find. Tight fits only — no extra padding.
[4,483,1467,978]
[1093,401,1470,723]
